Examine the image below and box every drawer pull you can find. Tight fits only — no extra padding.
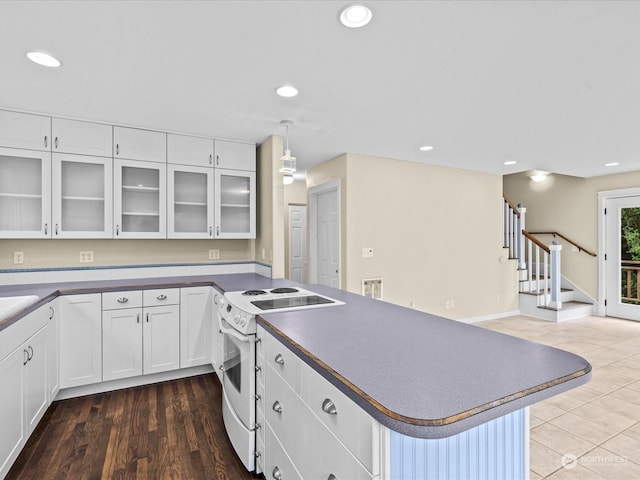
[272,466,282,480]
[274,353,285,365]
[272,400,283,413]
[49,306,54,320]
[328,475,338,480]
[117,297,129,303]
[157,294,167,300]
[322,398,337,415]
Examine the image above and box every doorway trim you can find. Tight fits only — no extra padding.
[598,187,640,316]
[308,179,341,287]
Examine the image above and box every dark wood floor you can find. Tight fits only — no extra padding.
[7,373,261,480]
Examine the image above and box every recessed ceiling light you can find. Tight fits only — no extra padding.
[275,85,299,98]
[339,4,373,28]
[419,145,433,151]
[605,162,620,167]
[504,160,517,166]
[26,51,62,68]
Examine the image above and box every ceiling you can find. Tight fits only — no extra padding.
[1,0,638,178]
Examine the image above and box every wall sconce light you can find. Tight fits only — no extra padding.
[529,171,550,183]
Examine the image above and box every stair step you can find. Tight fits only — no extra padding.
[520,288,572,296]
[538,301,592,312]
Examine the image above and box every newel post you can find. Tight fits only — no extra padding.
[516,204,526,270]
[549,242,562,310]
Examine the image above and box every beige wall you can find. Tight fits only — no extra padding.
[283,180,308,280]
[504,170,640,299]
[254,135,286,278]
[307,153,518,320]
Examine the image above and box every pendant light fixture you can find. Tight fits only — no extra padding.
[280,120,296,183]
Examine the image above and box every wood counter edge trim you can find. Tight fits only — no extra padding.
[259,319,593,428]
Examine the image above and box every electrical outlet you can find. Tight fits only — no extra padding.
[79,251,94,263]
[209,249,220,260]
[362,247,374,258]
[13,251,24,264]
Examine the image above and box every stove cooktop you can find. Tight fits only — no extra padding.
[224,287,345,315]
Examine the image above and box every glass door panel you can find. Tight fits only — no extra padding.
[0,148,50,237]
[122,166,160,233]
[174,170,207,234]
[215,169,255,238]
[60,160,105,232]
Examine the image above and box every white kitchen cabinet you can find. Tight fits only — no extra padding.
[51,118,112,157]
[180,287,212,368]
[214,139,255,171]
[214,168,256,239]
[59,294,102,388]
[0,304,50,480]
[114,158,167,238]
[0,146,52,238]
[168,133,214,168]
[0,110,51,151]
[167,164,214,239]
[52,153,113,238]
[46,300,59,401]
[102,289,180,381]
[113,126,166,163]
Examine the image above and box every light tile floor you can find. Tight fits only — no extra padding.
[480,315,640,480]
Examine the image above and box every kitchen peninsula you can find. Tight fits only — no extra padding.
[0,273,591,480]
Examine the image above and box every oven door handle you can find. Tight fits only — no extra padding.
[218,315,252,343]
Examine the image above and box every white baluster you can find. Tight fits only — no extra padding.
[544,251,550,307]
[549,243,562,310]
[517,204,526,271]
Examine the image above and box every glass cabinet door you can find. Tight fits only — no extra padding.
[52,154,112,238]
[214,169,256,239]
[114,159,166,238]
[167,164,214,239]
[0,147,51,238]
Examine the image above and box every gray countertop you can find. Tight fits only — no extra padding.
[0,274,591,440]
[257,283,592,439]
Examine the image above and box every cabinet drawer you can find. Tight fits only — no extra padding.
[102,290,142,310]
[265,423,302,480]
[265,333,300,394]
[143,288,179,307]
[0,303,48,361]
[301,361,375,471]
[266,363,372,480]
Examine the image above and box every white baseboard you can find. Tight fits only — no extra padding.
[54,364,215,401]
[459,310,521,324]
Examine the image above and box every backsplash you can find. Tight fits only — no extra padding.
[0,261,272,285]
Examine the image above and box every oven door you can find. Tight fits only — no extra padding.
[219,316,256,470]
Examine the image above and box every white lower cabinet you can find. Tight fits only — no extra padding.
[180,287,212,368]
[261,326,375,480]
[59,294,102,388]
[0,305,50,479]
[46,300,59,401]
[102,289,180,381]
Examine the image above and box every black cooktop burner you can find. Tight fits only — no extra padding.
[270,288,299,294]
[242,289,267,296]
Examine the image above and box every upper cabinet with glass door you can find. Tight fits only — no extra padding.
[114,159,167,239]
[214,169,256,239]
[0,147,51,238]
[52,154,113,238]
[167,134,215,239]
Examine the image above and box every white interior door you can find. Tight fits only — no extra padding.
[289,205,307,283]
[605,195,640,321]
[316,189,340,288]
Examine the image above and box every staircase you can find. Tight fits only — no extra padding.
[503,197,595,321]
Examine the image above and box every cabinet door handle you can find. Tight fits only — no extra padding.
[44,223,48,235]
[157,294,167,300]
[44,135,48,148]
[116,144,119,155]
[28,345,34,361]
[209,154,213,165]
[272,466,282,480]
[328,475,337,480]
[117,297,129,303]
[146,313,149,323]
[116,224,119,236]
[216,226,220,236]
[137,313,140,323]
[209,226,212,236]
[54,136,58,149]
[49,306,54,320]
[322,398,337,415]
[55,223,59,235]
[23,349,29,366]
[216,154,219,166]
[274,353,285,365]
[272,400,283,413]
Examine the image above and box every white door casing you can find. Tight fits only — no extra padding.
[309,181,340,288]
[289,205,308,283]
